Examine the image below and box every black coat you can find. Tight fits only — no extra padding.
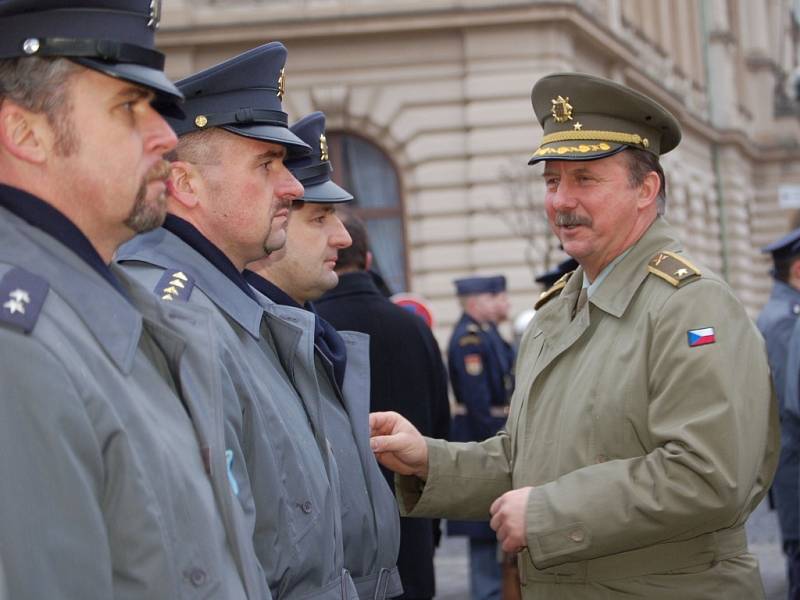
[316,272,451,600]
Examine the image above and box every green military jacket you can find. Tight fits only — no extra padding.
[398,218,779,599]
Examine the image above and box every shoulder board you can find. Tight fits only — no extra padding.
[647,251,701,288]
[154,269,195,302]
[534,270,573,310]
[0,266,50,334]
[458,333,482,347]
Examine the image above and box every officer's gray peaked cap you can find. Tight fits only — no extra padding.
[0,0,182,107]
[286,111,353,203]
[167,42,311,157]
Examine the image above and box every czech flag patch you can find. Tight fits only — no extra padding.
[687,327,716,347]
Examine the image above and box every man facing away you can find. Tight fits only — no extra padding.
[369,72,778,599]
[757,228,800,600]
[315,213,451,600]
[117,45,357,599]
[246,111,403,600]
[0,1,261,598]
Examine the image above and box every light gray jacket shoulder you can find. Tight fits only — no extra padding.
[0,207,253,600]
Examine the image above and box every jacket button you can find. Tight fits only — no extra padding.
[568,529,585,543]
[301,500,313,514]
[186,567,207,587]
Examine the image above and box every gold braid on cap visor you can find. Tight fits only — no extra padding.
[541,129,648,148]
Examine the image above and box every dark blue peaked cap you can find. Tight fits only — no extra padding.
[0,0,182,107]
[534,257,578,288]
[454,275,505,296]
[285,112,352,203]
[167,42,311,157]
[762,227,800,260]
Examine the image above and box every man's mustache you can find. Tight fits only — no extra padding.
[554,212,592,227]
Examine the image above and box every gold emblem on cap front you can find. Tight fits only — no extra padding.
[319,133,329,161]
[194,115,208,128]
[277,68,286,99]
[551,95,573,123]
[148,0,162,30]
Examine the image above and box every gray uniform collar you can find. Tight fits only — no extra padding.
[0,206,142,373]
[771,280,800,305]
[118,228,263,338]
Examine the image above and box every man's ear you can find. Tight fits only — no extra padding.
[790,257,800,283]
[168,161,201,209]
[636,170,661,209]
[0,101,48,164]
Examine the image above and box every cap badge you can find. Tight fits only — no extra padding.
[194,115,208,128]
[22,38,40,55]
[551,95,573,123]
[319,133,329,161]
[277,67,286,99]
[147,0,162,30]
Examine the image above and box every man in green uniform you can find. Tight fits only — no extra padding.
[369,72,779,599]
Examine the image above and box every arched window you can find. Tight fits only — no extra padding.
[326,132,408,293]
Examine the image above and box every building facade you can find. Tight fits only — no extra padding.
[158,0,800,341]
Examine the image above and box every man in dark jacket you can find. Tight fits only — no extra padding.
[316,214,451,600]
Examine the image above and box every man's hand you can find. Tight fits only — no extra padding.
[489,486,533,553]
[369,411,429,480]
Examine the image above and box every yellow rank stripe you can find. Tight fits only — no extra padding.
[533,142,612,156]
[541,129,646,146]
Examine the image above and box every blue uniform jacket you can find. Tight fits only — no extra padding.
[447,313,513,539]
[758,280,800,544]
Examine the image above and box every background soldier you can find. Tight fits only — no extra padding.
[246,111,403,600]
[447,275,514,600]
[316,212,451,600]
[0,1,260,598]
[369,72,778,599]
[757,228,800,600]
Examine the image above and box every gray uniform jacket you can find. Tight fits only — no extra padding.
[0,206,255,599]
[316,332,402,599]
[117,228,358,600]
[756,281,800,544]
[252,290,403,600]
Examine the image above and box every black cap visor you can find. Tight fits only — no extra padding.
[299,179,353,203]
[223,123,311,158]
[72,57,183,114]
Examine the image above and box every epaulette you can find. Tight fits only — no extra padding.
[458,333,482,347]
[534,270,573,310]
[154,269,195,302]
[0,266,49,333]
[647,251,701,288]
